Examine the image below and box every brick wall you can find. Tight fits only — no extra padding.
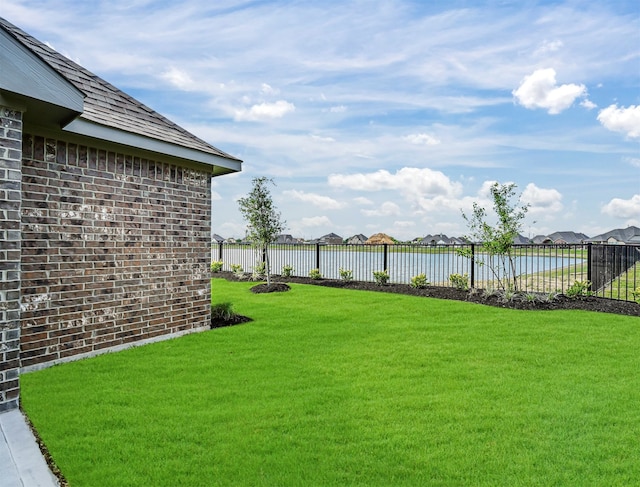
[0,106,22,411]
[20,133,212,369]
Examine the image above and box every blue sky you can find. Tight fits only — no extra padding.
[5,0,639,240]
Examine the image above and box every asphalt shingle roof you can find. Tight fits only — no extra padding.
[0,17,240,163]
[588,226,640,244]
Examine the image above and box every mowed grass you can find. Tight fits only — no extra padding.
[21,279,640,486]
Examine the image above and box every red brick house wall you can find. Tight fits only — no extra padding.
[20,133,213,369]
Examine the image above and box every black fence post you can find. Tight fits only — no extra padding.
[586,243,592,284]
[316,243,321,270]
[262,246,267,264]
[218,242,223,260]
[470,243,475,289]
[383,244,388,271]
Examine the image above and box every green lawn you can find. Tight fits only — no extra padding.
[21,279,640,486]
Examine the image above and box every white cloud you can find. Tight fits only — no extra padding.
[300,216,332,227]
[624,157,640,168]
[219,221,245,238]
[521,183,563,214]
[512,68,587,114]
[282,189,345,209]
[329,106,347,113]
[234,100,295,121]
[580,99,597,110]
[601,194,640,219]
[362,201,401,217]
[161,67,194,90]
[477,180,501,199]
[597,105,640,138]
[260,83,279,95]
[403,133,441,145]
[330,167,466,217]
[353,197,374,206]
[534,39,564,56]
[394,220,415,228]
[310,134,336,142]
[328,167,462,198]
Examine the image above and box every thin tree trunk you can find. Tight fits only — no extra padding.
[265,247,271,286]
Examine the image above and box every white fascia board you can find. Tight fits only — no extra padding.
[63,118,242,175]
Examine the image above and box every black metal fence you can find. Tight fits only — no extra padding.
[212,242,640,302]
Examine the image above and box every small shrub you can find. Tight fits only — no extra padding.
[524,292,541,303]
[500,288,517,303]
[210,260,224,272]
[566,280,592,298]
[339,268,353,282]
[309,268,322,280]
[483,287,498,298]
[211,302,236,322]
[449,273,469,291]
[410,273,429,289]
[546,291,560,302]
[251,261,267,281]
[373,270,390,286]
[230,264,244,279]
[281,264,294,278]
[631,286,640,304]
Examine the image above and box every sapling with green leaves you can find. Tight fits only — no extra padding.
[460,182,529,291]
[238,177,286,286]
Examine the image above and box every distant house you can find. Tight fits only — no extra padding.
[317,233,343,244]
[365,233,395,245]
[346,234,368,245]
[212,233,225,243]
[420,234,451,245]
[276,234,295,244]
[533,231,589,245]
[553,231,589,244]
[513,234,531,244]
[587,226,640,245]
[532,234,548,244]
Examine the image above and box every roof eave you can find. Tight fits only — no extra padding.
[63,118,242,175]
[0,27,84,114]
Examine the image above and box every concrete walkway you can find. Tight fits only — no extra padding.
[0,409,59,487]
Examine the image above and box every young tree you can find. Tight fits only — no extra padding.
[237,177,286,286]
[461,182,529,291]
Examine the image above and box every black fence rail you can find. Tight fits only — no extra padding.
[212,242,640,302]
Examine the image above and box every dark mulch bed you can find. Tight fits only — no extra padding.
[250,283,291,294]
[211,314,253,329]
[215,272,640,317]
